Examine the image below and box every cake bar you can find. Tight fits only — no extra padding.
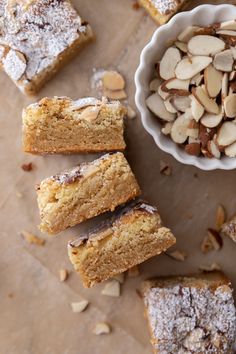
[0,0,93,95]
[36,152,141,234]
[142,272,236,353]
[68,201,176,287]
[138,0,190,25]
[22,97,126,154]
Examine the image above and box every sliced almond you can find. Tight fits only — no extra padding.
[103,88,127,100]
[201,111,223,128]
[93,322,111,335]
[188,35,225,56]
[225,141,236,157]
[199,262,221,272]
[177,26,201,42]
[101,280,120,297]
[71,97,102,111]
[231,46,236,60]
[59,269,68,282]
[171,95,191,112]
[103,71,125,90]
[185,143,201,156]
[79,106,101,122]
[167,250,187,261]
[127,106,136,119]
[164,97,177,113]
[170,111,190,144]
[161,122,173,135]
[158,84,169,100]
[190,95,204,121]
[217,30,236,37]
[216,204,226,230]
[186,119,199,139]
[71,300,89,313]
[221,73,229,100]
[204,64,223,98]
[199,124,216,148]
[192,86,219,114]
[146,92,176,122]
[161,78,190,93]
[224,94,236,118]
[175,41,188,53]
[217,121,236,146]
[207,140,220,159]
[149,78,162,92]
[220,20,236,31]
[21,230,45,246]
[229,71,236,81]
[159,47,181,80]
[201,229,222,253]
[213,49,234,72]
[175,56,212,80]
[190,73,203,86]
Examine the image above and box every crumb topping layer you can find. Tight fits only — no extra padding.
[144,282,236,353]
[0,0,89,85]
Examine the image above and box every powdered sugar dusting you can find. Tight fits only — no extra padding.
[3,49,26,80]
[151,0,180,15]
[144,279,236,353]
[0,0,91,88]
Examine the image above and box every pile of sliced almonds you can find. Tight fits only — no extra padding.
[146,20,236,158]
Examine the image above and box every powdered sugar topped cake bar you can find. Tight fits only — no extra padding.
[0,0,93,94]
[138,0,190,24]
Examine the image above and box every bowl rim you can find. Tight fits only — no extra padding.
[135,4,236,171]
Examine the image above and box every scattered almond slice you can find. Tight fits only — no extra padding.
[201,111,223,128]
[175,56,212,80]
[201,229,222,253]
[21,230,45,246]
[112,273,125,283]
[161,122,173,135]
[175,41,188,53]
[220,20,236,31]
[177,26,201,42]
[128,265,140,277]
[216,204,226,230]
[229,71,236,81]
[71,300,89,313]
[164,97,177,114]
[170,111,190,144]
[190,73,203,86]
[225,141,236,157]
[127,105,136,119]
[217,121,236,146]
[149,78,162,92]
[160,160,172,175]
[167,250,187,261]
[158,84,169,100]
[79,106,101,122]
[146,92,176,122]
[171,95,191,112]
[101,280,120,297]
[221,73,229,100]
[199,262,221,272]
[213,49,234,72]
[207,140,220,159]
[223,94,236,118]
[103,89,127,100]
[93,322,111,335]
[186,119,199,139]
[217,30,236,37]
[231,46,236,59]
[188,35,225,56]
[159,47,181,80]
[192,86,219,114]
[161,78,190,93]
[102,71,125,90]
[59,269,68,282]
[190,95,204,121]
[204,64,223,98]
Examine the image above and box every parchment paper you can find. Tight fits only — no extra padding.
[1,1,236,353]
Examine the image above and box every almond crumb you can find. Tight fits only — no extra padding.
[128,265,140,277]
[216,204,226,230]
[16,191,23,198]
[200,229,223,253]
[93,322,111,335]
[21,162,33,171]
[160,160,172,176]
[199,262,221,272]
[167,250,188,261]
[101,280,120,297]
[71,300,89,313]
[103,70,125,91]
[21,230,45,246]
[59,269,68,282]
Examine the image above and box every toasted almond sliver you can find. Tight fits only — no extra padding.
[190,95,204,122]
[224,94,236,118]
[170,111,190,144]
[103,88,127,100]
[207,140,221,159]
[21,230,45,246]
[177,26,201,42]
[164,97,177,114]
[204,64,223,98]
[175,41,188,53]
[167,250,187,261]
[59,269,68,282]
[225,141,236,157]
[149,78,162,92]
[201,112,223,128]
[213,50,234,72]
[171,96,191,112]
[217,121,236,147]
[220,20,236,31]
[216,205,226,230]
[159,47,181,80]
[161,78,190,93]
[161,122,173,135]
[93,322,111,335]
[199,262,221,272]
[175,56,212,80]
[192,86,219,115]
[146,92,176,122]
[71,300,89,313]
[78,106,101,122]
[188,35,225,56]
[127,105,136,119]
[101,280,120,297]
[102,71,125,91]
[217,30,236,37]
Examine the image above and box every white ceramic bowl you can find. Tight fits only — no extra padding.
[135,4,236,171]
